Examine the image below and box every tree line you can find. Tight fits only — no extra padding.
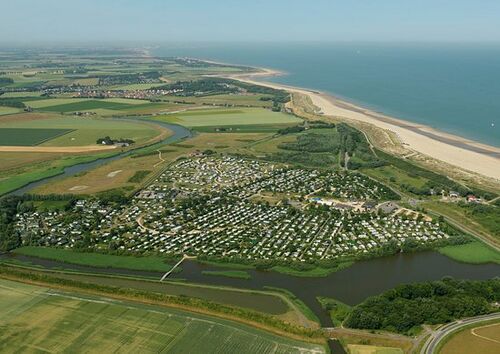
[344,278,500,334]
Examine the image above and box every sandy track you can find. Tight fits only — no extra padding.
[0,145,118,153]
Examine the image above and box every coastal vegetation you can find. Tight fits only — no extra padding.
[344,278,500,334]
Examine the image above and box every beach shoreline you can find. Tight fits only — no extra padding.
[225,67,500,181]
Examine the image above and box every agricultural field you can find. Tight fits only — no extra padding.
[154,108,301,127]
[0,128,73,146]
[439,320,500,354]
[0,116,162,147]
[0,279,325,354]
[31,132,270,195]
[347,344,403,354]
[0,106,21,115]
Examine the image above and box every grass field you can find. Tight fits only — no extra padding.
[0,268,291,316]
[13,247,174,272]
[0,128,73,146]
[31,132,271,195]
[0,279,325,354]
[363,165,428,190]
[193,123,297,133]
[202,270,252,279]
[438,242,500,264]
[347,344,403,354]
[0,106,22,115]
[0,152,115,196]
[438,320,500,354]
[423,201,500,246]
[0,116,161,146]
[154,108,301,127]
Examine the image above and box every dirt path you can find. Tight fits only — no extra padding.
[470,323,500,344]
[153,149,166,168]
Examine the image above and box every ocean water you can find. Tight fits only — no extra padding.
[155,43,500,147]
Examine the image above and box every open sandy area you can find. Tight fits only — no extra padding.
[229,69,500,181]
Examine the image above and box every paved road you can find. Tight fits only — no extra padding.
[421,312,500,354]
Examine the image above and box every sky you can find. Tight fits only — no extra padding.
[2,0,500,44]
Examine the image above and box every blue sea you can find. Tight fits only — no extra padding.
[155,43,500,147]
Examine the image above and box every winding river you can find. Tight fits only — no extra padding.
[8,119,192,196]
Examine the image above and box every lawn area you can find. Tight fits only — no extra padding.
[0,278,325,354]
[0,116,161,146]
[13,246,174,272]
[0,128,73,146]
[202,270,252,280]
[154,108,301,127]
[438,241,500,264]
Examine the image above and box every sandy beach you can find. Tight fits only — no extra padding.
[228,69,500,181]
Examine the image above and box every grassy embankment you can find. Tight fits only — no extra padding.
[0,265,325,344]
[12,246,175,273]
[0,277,326,353]
[317,297,352,327]
[263,286,320,324]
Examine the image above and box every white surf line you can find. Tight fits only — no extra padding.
[160,255,187,281]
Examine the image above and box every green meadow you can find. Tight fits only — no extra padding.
[13,246,174,272]
[438,241,500,264]
[0,128,73,146]
[155,108,301,127]
[0,116,160,146]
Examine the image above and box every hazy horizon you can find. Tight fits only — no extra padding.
[2,0,500,44]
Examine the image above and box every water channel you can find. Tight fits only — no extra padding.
[2,251,498,327]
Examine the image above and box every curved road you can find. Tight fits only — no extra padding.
[421,312,500,354]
